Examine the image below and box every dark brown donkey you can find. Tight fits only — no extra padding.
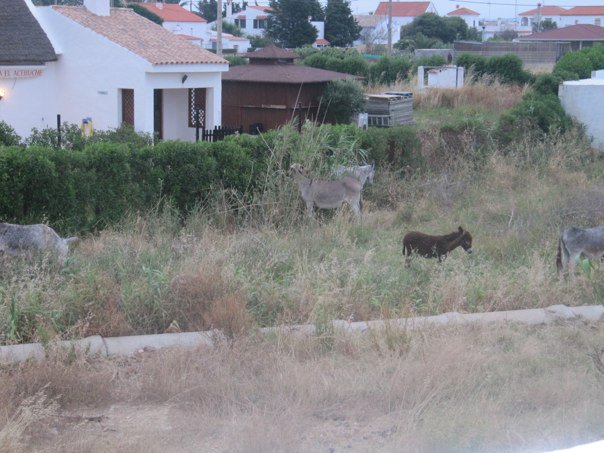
[403,226,473,263]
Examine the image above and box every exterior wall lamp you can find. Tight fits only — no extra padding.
[0,88,5,100]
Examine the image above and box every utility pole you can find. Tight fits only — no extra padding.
[537,2,542,32]
[387,0,392,56]
[217,0,223,57]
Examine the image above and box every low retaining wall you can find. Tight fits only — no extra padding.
[1,305,603,364]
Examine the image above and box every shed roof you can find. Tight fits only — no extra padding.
[374,2,431,17]
[139,3,206,23]
[223,64,361,84]
[241,45,299,60]
[0,0,57,65]
[53,6,226,65]
[354,14,384,28]
[520,24,604,41]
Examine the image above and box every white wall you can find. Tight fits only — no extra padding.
[559,79,604,152]
[0,63,60,138]
[163,20,207,38]
[558,15,603,27]
[2,5,227,142]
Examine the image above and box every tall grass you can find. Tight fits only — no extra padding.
[0,118,602,344]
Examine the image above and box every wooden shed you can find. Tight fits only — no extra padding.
[222,45,361,133]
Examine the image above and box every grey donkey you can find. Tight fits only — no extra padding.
[556,226,604,280]
[0,222,78,264]
[289,163,363,222]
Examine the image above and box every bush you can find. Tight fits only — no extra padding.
[0,121,21,146]
[319,79,366,124]
[358,126,422,169]
[554,51,593,80]
[495,93,572,146]
[457,53,532,85]
[532,73,562,96]
[456,53,487,79]
[225,55,247,66]
[368,56,412,85]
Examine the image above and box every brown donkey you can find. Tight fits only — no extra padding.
[403,226,473,263]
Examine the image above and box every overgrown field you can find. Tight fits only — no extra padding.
[1,87,603,344]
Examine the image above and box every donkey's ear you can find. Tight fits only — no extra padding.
[458,226,463,232]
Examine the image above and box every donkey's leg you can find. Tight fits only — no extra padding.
[306,201,316,220]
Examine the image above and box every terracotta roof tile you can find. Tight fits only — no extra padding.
[354,14,384,28]
[520,24,604,41]
[315,38,330,45]
[562,6,604,16]
[139,4,206,22]
[374,2,431,17]
[53,6,226,65]
[519,6,567,17]
[447,7,480,16]
[246,5,272,11]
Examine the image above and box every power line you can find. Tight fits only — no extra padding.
[450,0,587,7]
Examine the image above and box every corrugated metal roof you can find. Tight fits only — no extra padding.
[53,6,226,65]
[0,0,57,65]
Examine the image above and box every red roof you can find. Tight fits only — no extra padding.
[447,7,479,16]
[519,6,566,17]
[315,38,330,45]
[139,4,206,23]
[374,2,431,17]
[246,5,272,12]
[520,24,604,41]
[223,64,361,84]
[562,6,604,16]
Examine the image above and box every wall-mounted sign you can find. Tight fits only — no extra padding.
[0,66,45,79]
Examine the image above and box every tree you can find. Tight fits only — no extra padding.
[266,0,322,48]
[400,13,471,44]
[319,79,365,124]
[324,0,361,47]
[533,18,557,33]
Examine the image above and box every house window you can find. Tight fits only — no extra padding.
[253,19,267,29]
[596,18,602,26]
[188,88,206,128]
[234,18,246,28]
[121,89,134,127]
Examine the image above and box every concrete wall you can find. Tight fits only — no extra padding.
[559,79,604,152]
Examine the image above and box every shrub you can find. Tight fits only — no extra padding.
[554,51,592,80]
[486,54,532,85]
[225,55,247,66]
[456,53,487,79]
[532,73,562,96]
[358,126,422,169]
[413,55,447,73]
[0,121,21,146]
[368,56,412,85]
[319,79,366,124]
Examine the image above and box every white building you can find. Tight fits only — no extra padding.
[446,6,480,29]
[559,6,604,27]
[223,5,272,38]
[559,72,604,152]
[140,2,250,53]
[372,1,438,44]
[0,0,228,141]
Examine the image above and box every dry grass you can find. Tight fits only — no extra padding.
[2,322,604,451]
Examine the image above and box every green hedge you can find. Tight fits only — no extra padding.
[457,53,533,85]
[0,124,421,233]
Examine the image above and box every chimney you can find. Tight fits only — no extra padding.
[84,0,110,16]
[156,1,164,10]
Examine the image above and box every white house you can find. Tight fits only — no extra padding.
[559,6,604,27]
[0,0,228,141]
[140,2,250,53]
[223,5,272,38]
[518,5,566,34]
[446,6,480,29]
[371,1,438,44]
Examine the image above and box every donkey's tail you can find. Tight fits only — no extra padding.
[556,237,563,274]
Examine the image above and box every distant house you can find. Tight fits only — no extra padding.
[353,14,386,47]
[222,46,362,133]
[518,5,567,32]
[222,5,272,37]
[447,6,480,29]
[0,0,228,140]
[560,6,604,28]
[372,1,438,44]
[517,24,604,51]
[139,2,250,53]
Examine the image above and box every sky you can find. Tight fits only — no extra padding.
[346,0,604,19]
